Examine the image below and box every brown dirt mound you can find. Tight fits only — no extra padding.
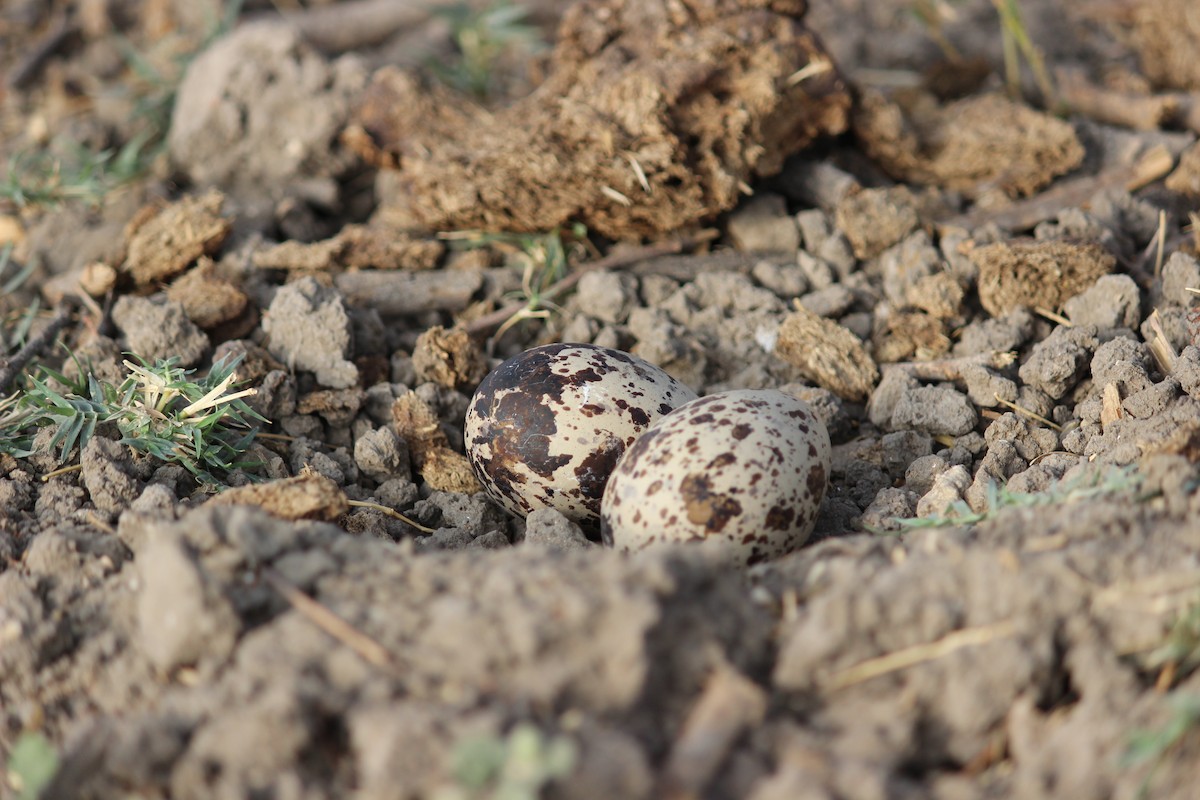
[354,0,851,238]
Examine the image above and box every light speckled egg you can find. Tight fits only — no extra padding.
[600,389,831,565]
[465,343,698,530]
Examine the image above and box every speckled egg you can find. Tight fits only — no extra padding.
[600,389,831,565]
[465,343,698,529]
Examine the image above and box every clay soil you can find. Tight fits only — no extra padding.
[3,1,1200,798]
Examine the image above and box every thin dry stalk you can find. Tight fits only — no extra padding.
[1034,306,1072,327]
[827,620,1017,691]
[347,499,436,533]
[0,298,77,394]
[262,567,396,670]
[657,663,768,800]
[993,394,1062,431]
[881,350,1016,382]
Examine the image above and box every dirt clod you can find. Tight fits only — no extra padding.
[835,186,919,259]
[112,295,210,367]
[411,326,488,391]
[166,257,252,331]
[207,472,350,521]
[775,305,879,401]
[973,238,1116,317]
[855,91,1085,198]
[366,0,851,238]
[120,190,231,287]
[391,390,482,494]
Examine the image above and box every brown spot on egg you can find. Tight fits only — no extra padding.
[765,504,795,531]
[732,423,753,440]
[707,452,736,469]
[807,463,827,497]
[573,436,625,510]
[680,473,742,534]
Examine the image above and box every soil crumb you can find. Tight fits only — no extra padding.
[121,190,231,287]
[973,238,1117,317]
[854,91,1084,198]
[775,305,879,401]
[207,472,350,521]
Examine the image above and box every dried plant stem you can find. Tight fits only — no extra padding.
[261,567,397,670]
[827,620,1017,691]
[0,299,76,394]
[347,499,436,533]
[41,463,83,482]
[881,350,1016,382]
[993,394,1062,431]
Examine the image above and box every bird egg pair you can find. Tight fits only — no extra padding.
[465,344,831,564]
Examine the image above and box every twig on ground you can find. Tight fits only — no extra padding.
[261,567,397,670]
[260,0,459,52]
[656,663,767,800]
[1034,306,1072,327]
[8,13,78,89]
[994,394,1062,430]
[827,620,1017,691]
[465,231,717,337]
[940,146,1175,232]
[880,350,1016,382]
[1056,66,1178,131]
[0,298,77,394]
[347,499,436,533]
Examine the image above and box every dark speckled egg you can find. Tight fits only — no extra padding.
[464,343,698,530]
[600,389,831,566]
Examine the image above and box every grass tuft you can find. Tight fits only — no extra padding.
[432,1,546,100]
[0,353,266,486]
[442,224,589,339]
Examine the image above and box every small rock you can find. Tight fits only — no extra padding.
[112,296,209,367]
[960,363,1019,407]
[751,260,808,298]
[1122,378,1181,420]
[797,285,855,318]
[1175,346,1200,398]
[137,534,239,673]
[984,413,1058,461]
[354,427,410,483]
[1062,274,1140,330]
[890,385,978,437]
[1161,251,1200,307]
[879,230,941,307]
[795,208,832,252]
[727,193,800,253]
[954,307,1036,357]
[965,440,1027,511]
[835,186,920,260]
[917,464,971,518]
[574,271,639,325]
[860,487,918,532]
[1091,337,1155,395]
[523,507,592,550]
[1018,325,1099,400]
[905,454,950,495]
[81,437,144,516]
